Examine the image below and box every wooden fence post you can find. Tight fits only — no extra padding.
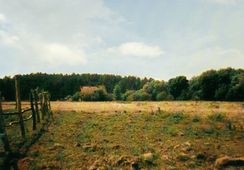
[30,90,36,130]
[47,93,53,120]
[34,90,40,123]
[40,93,45,120]
[0,92,11,153]
[48,93,51,111]
[15,76,25,139]
[44,93,50,119]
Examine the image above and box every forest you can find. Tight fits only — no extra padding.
[0,67,243,101]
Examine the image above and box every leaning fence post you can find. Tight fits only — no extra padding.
[30,90,36,130]
[15,76,25,139]
[0,92,11,153]
[39,92,45,121]
[34,90,40,123]
[47,93,53,120]
[40,93,45,120]
[45,93,50,119]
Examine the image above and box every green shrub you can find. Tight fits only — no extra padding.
[156,91,173,101]
[122,90,151,101]
[122,90,135,101]
[133,90,151,101]
[71,92,81,101]
[113,84,122,100]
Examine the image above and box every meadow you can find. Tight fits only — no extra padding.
[2,101,244,169]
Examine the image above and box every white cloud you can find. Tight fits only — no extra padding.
[0,13,6,23]
[40,43,87,65]
[0,30,20,47]
[107,42,164,58]
[0,0,121,69]
[206,0,239,5]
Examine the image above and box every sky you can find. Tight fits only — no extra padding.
[0,0,243,80]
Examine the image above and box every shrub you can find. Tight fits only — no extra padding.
[113,84,122,100]
[122,90,135,101]
[73,86,111,101]
[156,91,173,101]
[72,92,81,101]
[133,90,151,101]
[122,90,151,101]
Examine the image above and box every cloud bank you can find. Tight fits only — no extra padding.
[107,42,164,58]
[206,0,239,5]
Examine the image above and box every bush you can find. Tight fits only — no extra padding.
[72,92,81,101]
[133,90,151,101]
[122,90,151,101]
[113,84,122,100]
[122,90,135,101]
[156,91,173,101]
[73,86,111,101]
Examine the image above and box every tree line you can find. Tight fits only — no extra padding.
[0,67,243,101]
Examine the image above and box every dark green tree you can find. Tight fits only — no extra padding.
[113,84,122,100]
[168,76,189,100]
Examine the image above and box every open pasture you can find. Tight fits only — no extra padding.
[3,101,242,117]
[2,101,244,169]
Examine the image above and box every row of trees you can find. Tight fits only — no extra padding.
[0,73,150,101]
[0,68,243,101]
[116,68,243,101]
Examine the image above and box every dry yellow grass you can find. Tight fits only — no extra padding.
[3,101,243,118]
[48,101,244,118]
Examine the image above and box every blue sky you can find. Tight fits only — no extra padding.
[0,0,243,80]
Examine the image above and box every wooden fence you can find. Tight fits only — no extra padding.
[0,76,53,168]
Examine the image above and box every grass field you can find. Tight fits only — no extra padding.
[2,101,244,169]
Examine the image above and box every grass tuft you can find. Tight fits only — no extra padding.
[167,112,185,124]
[208,113,225,122]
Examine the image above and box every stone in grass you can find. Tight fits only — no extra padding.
[177,153,191,162]
[142,152,154,162]
[74,142,81,147]
[203,127,215,134]
[49,143,65,150]
[54,143,64,148]
[214,156,244,170]
[82,143,97,152]
[182,141,193,152]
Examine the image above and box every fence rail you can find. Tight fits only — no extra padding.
[2,108,32,116]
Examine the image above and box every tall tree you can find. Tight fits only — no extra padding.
[168,76,189,100]
[113,84,122,100]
